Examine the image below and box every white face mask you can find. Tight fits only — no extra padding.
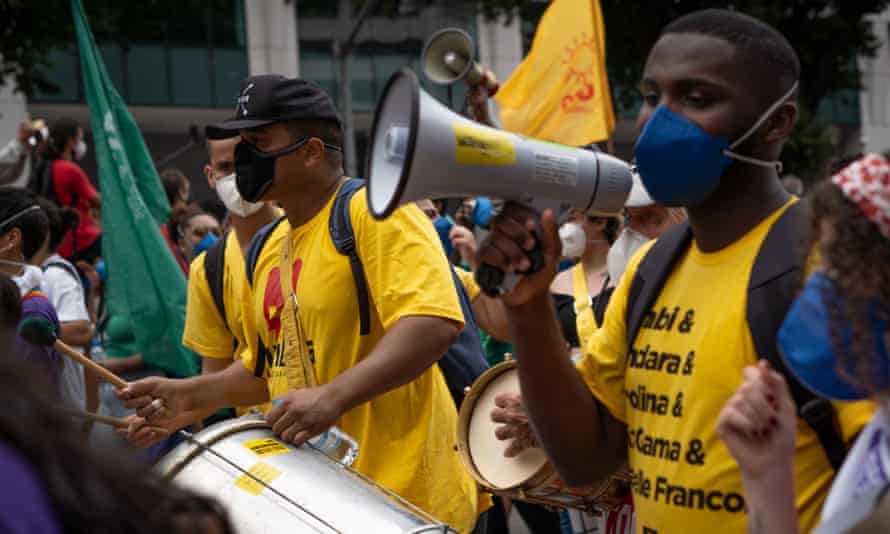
[607,227,651,283]
[559,222,608,259]
[215,173,264,218]
[559,222,587,258]
[74,139,88,161]
[11,264,44,297]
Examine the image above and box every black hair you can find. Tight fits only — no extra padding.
[0,273,21,337]
[45,117,80,161]
[36,197,80,253]
[663,9,800,101]
[160,168,189,208]
[0,360,234,534]
[0,187,50,261]
[286,119,344,165]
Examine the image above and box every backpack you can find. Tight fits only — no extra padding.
[202,236,229,334]
[624,201,847,469]
[240,179,489,407]
[28,158,62,206]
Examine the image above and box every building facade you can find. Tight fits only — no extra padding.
[2,0,873,204]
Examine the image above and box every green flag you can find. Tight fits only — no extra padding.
[72,0,198,378]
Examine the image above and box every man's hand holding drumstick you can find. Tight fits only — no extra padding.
[18,317,171,440]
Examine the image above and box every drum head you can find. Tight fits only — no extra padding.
[467,366,548,489]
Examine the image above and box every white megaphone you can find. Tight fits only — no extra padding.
[366,69,633,296]
[421,28,498,93]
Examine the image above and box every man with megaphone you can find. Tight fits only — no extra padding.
[478,9,874,534]
[119,75,484,533]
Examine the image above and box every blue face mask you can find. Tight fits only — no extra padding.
[472,197,494,228]
[633,81,798,207]
[778,271,890,401]
[433,215,455,257]
[194,233,220,257]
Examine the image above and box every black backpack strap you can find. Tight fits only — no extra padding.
[43,259,83,286]
[245,215,287,287]
[202,235,228,330]
[625,222,693,352]
[329,178,371,336]
[748,200,847,470]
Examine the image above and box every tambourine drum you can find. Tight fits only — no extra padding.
[457,360,630,512]
[158,415,455,533]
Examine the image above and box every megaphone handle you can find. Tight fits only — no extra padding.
[476,234,546,298]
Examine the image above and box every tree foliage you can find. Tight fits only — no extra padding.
[599,0,890,113]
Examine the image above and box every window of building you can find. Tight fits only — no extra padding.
[32,0,248,108]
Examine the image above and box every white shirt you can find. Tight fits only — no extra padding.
[41,254,90,409]
[816,405,890,533]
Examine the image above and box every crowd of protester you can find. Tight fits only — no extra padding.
[0,7,889,534]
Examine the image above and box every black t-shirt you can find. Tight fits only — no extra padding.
[552,287,615,348]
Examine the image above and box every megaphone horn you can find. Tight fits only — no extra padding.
[421,28,497,93]
[366,69,633,295]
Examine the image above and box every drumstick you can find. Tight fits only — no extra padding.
[60,408,171,437]
[61,408,129,427]
[18,316,127,388]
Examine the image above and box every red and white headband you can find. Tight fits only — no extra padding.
[831,153,890,241]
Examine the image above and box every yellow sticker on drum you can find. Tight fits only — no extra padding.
[454,122,516,166]
[243,437,289,458]
[234,461,282,496]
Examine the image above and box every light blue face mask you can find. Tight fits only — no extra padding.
[633,81,798,207]
[778,271,890,401]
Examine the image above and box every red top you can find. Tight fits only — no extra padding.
[159,224,189,275]
[53,160,101,258]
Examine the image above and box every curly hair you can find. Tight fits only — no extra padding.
[810,179,890,393]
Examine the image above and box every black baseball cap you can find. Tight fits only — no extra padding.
[206,74,340,140]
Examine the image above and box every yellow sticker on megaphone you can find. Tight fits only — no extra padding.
[454,122,516,166]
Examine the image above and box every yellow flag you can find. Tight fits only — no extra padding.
[494,0,614,145]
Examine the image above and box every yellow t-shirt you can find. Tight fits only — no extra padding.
[182,232,269,415]
[577,199,874,533]
[240,184,480,533]
[454,267,481,302]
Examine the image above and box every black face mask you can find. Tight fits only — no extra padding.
[234,139,309,202]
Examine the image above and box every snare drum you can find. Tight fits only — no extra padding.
[456,360,630,513]
[159,415,455,533]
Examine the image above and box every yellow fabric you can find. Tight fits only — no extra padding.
[240,184,480,532]
[454,267,481,302]
[494,0,614,145]
[183,232,270,416]
[577,199,874,533]
[572,263,599,345]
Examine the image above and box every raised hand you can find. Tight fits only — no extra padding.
[717,360,797,480]
[475,204,561,306]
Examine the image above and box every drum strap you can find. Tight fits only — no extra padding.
[278,234,318,391]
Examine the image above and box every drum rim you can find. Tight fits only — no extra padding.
[456,360,555,492]
[160,414,273,479]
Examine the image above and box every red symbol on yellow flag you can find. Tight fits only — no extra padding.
[561,34,598,113]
